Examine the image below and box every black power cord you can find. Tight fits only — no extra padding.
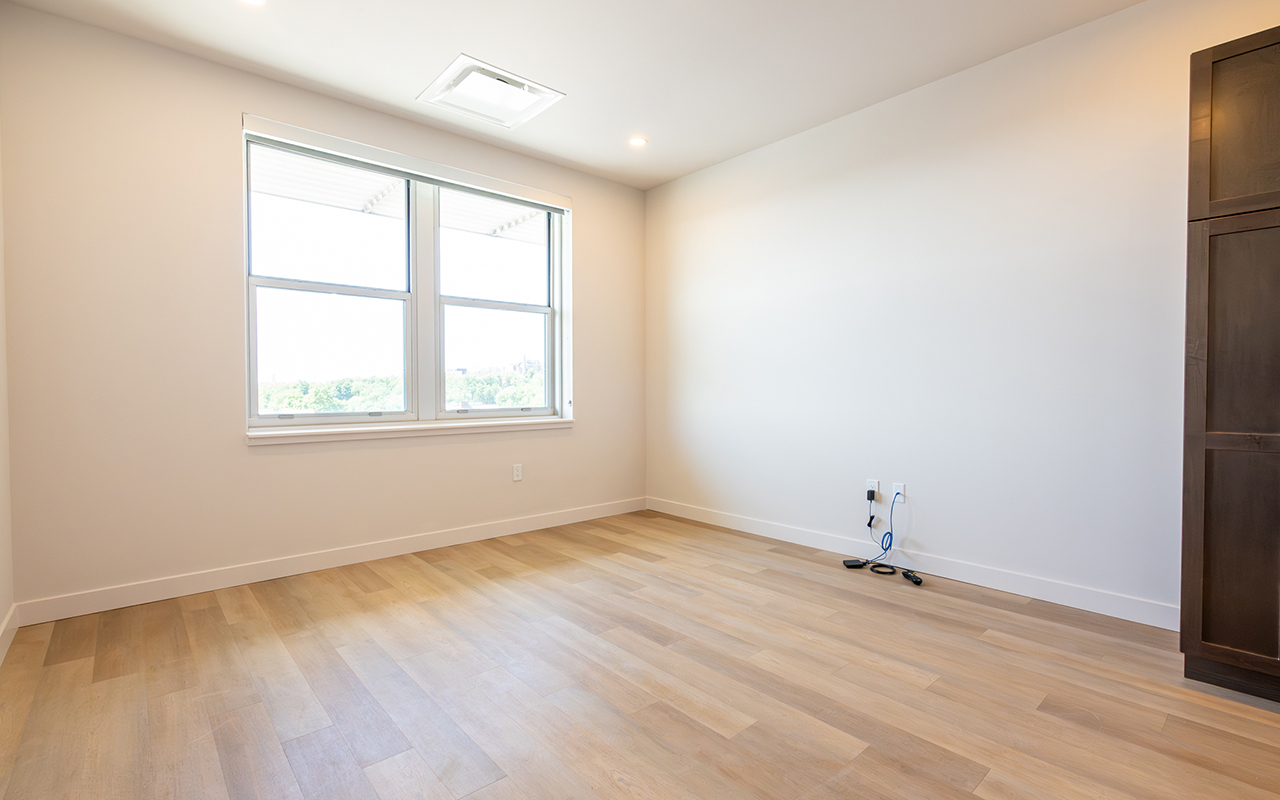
[842,489,923,586]
[843,558,923,585]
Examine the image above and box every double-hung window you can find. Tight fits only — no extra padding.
[244,122,570,440]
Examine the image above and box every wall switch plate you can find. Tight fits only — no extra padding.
[513,464,522,481]
[867,479,879,495]
[893,483,906,502]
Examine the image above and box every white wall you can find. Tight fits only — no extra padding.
[646,0,1280,629]
[0,32,15,649]
[0,4,646,621]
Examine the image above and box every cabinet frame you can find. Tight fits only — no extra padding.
[1188,26,1280,221]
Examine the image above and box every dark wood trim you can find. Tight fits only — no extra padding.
[1194,642,1280,678]
[1202,23,1280,62]
[1204,433,1280,452]
[1188,49,1212,221]
[1183,220,1209,441]
[1194,191,1280,222]
[1205,206,1280,235]
[1180,221,1208,653]
[1178,444,1205,651]
[1186,655,1280,704]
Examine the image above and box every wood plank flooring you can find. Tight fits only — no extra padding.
[0,510,1278,799]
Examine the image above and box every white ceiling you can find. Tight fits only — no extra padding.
[13,0,1146,189]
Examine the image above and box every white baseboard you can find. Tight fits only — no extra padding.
[0,603,17,664]
[16,497,647,626]
[646,497,1180,631]
[12,494,1179,632]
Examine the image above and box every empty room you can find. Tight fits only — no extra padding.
[0,0,1279,797]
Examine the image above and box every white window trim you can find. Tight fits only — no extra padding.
[242,116,573,445]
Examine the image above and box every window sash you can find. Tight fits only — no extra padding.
[437,298,555,418]
[248,280,417,423]
[245,135,565,428]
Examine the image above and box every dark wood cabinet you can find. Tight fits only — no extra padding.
[1182,24,1280,703]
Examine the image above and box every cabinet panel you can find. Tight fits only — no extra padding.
[1209,42,1280,204]
[1202,449,1280,659]
[1189,25,1280,220]
[1206,223,1280,433]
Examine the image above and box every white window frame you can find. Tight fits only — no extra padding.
[243,116,573,444]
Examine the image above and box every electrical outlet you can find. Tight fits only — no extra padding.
[893,483,906,503]
[866,479,879,496]
[513,464,522,482]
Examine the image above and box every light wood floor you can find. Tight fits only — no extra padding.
[0,512,1277,799]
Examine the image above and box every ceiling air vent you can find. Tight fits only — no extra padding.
[417,55,563,129]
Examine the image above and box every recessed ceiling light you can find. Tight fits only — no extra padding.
[418,55,563,129]
[629,137,648,147]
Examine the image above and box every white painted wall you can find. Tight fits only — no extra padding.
[0,42,15,648]
[0,4,646,620]
[645,0,1280,629]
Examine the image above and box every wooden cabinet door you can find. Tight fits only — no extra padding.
[1182,209,1280,678]
[1189,26,1280,221]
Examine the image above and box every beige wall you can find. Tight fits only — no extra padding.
[0,26,13,642]
[0,4,646,614]
[645,0,1280,629]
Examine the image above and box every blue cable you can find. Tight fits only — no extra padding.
[873,492,901,561]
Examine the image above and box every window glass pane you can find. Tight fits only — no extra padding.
[439,188,549,306]
[249,144,408,292]
[444,305,546,410]
[256,287,406,414]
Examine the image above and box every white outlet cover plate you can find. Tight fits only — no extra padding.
[867,479,879,493]
[893,483,906,502]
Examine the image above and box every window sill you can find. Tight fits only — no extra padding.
[246,416,573,446]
